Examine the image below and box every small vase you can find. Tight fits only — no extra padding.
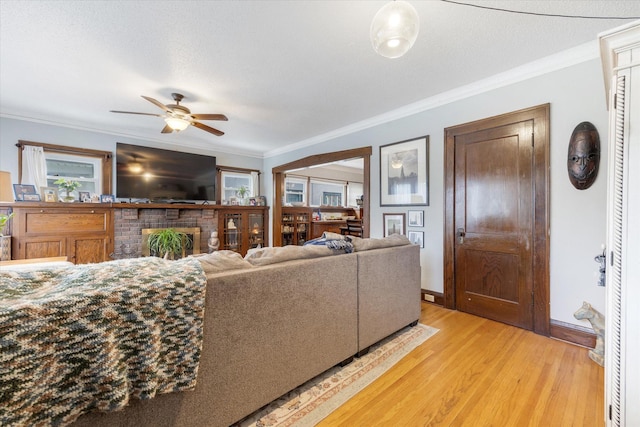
[61,191,75,203]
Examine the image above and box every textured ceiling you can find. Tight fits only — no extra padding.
[1,1,638,158]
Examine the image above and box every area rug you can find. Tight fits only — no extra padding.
[235,323,438,427]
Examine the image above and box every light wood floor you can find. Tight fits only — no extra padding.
[319,303,604,427]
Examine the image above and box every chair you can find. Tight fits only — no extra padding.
[340,219,363,237]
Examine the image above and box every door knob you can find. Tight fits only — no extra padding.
[457,227,466,244]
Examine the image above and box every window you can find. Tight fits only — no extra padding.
[284,177,307,205]
[45,152,102,195]
[17,140,112,195]
[218,167,260,205]
[347,182,363,207]
[310,179,345,207]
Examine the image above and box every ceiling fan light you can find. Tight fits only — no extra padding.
[370,1,420,59]
[165,117,190,131]
[128,161,143,174]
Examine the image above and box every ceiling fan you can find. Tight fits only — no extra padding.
[110,93,228,136]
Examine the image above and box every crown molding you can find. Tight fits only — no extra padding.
[265,40,599,159]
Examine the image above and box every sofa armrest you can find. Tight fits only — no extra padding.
[357,244,421,351]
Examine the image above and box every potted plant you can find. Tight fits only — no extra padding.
[147,228,193,260]
[237,185,250,205]
[0,212,14,261]
[54,178,81,202]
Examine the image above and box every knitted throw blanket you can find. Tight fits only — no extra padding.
[0,256,207,427]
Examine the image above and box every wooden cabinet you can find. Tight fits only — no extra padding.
[274,206,359,245]
[9,203,114,264]
[281,208,310,245]
[311,221,346,239]
[218,206,269,256]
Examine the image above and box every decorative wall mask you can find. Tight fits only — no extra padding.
[567,121,600,190]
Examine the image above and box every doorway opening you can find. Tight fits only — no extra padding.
[272,147,372,246]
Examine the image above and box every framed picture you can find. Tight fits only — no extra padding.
[408,210,424,227]
[79,191,91,202]
[100,194,115,203]
[380,136,429,206]
[408,231,424,248]
[13,184,37,201]
[41,186,59,203]
[383,213,406,237]
[22,193,41,202]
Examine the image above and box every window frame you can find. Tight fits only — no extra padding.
[284,175,308,205]
[309,178,346,207]
[216,166,261,204]
[45,151,102,195]
[17,140,113,194]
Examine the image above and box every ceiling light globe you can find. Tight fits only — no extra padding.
[370,1,420,59]
[165,117,190,131]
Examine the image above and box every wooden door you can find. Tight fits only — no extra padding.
[445,104,550,336]
[454,121,534,329]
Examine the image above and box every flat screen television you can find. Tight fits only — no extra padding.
[116,143,216,202]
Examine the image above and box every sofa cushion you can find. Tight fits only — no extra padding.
[351,234,411,251]
[192,250,253,274]
[244,245,338,266]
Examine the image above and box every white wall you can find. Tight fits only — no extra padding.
[264,58,608,327]
[0,117,263,194]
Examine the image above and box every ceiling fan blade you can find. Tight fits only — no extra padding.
[192,121,224,136]
[191,113,228,121]
[141,95,172,113]
[161,124,174,134]
[110,110,162,117]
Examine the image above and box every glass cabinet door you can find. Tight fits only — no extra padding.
[248,212,264,249]
[296,212,309,245]
[281,212,294,245]
[222,213,242,252]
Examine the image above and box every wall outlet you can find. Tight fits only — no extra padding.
[423,293,435,302]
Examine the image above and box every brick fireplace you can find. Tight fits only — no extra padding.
[112,206,217,259]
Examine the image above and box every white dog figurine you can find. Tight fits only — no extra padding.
[574,301,605,366]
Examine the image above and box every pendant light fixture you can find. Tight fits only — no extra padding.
[370,1,420,59]
[164,116,190,131]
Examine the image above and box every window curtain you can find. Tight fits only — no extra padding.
[21,145,47,189]
[251,171,260,196]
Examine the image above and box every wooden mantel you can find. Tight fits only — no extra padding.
[0,202,268,262]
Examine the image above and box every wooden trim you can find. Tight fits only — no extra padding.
[217,165,260,174]
[16,140,113,194]
[17,140,113,158]
[443,104,550,336]
[272,147,372,173]
[550,319,596,349]
[215,165,261,204]
[0,202,270,211]
[272,146,372,246]
[421,289,445,306]
[273,171,284,246]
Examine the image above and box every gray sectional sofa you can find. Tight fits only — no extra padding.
[63,236,421,427]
